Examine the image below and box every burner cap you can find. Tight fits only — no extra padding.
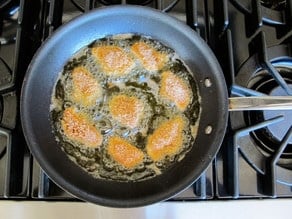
[263,85,292,144]
[246,67,292,158]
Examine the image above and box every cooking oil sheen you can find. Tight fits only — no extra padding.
[50,34,201,182]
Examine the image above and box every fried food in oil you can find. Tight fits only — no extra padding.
[61,107,103,148]
[71,66,102,107]
[108,94,143,128]
[131,41,168,71]
[146,116,186,161]
[159,70,192,111]
[51,34,199,181]
[91,45,134,76]
[108,136,144,169]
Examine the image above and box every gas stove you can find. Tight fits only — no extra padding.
[0,0,291,202]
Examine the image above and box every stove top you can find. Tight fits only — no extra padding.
[0,0,291,202]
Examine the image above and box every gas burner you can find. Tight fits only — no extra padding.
[247,67,292,159]
[260,0,286,11]
[231,45,292,178]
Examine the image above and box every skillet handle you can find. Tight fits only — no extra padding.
[228,96,292,111]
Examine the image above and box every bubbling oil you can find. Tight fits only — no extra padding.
[50,34,201,182]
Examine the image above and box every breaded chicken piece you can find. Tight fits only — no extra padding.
[71,66,102,107]
[108,136,144,169]
[159,71,192,111]
[146,116,186,161]
[61,107,103,148]
[131,41,168,71]
[91,45,134,76]
[108,94,143,128]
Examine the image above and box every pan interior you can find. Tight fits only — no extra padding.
[21,5,228,207]
[50,33,201,183]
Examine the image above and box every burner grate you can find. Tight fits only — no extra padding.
[212,0,292,199]
[1,0,291,202]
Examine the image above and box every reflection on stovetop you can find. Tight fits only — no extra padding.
[0,0,291,201]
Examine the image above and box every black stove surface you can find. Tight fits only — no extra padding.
[0,0,291,202]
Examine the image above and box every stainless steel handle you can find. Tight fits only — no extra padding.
[228,96,292,111]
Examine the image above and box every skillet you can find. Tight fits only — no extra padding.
[21,5,228,207]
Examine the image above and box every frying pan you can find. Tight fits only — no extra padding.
[21,5,228,207]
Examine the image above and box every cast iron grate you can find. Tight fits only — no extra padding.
[1,0,291,202]
[213,0,292,198]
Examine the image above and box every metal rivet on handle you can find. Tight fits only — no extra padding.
[205,125,212,135]
[204,78,212,87]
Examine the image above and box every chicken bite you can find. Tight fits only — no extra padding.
[146,116,186,161]
[108,94,143,128]
[131,41,168,71]
[159,70,192,111]
[107,136,144,169]
[71,66,102,107]
[91,45,134,76]
[61,107,103,148]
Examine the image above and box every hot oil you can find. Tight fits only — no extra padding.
[50,34,201,182]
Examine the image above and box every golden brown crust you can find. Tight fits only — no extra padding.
[108,136,144,169]
[71,66,102,107]
[91,45,134,76]
[108,94,143,128]
[159,70,192,111]
[146,116,186,161]
[61,107,103,148]
[131,41,167,71]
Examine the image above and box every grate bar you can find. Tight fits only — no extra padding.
[231,85,267,97]
[269,126,292,197]
[85,0,94,11]
[195,171,207,199]
[232,116,284,197]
